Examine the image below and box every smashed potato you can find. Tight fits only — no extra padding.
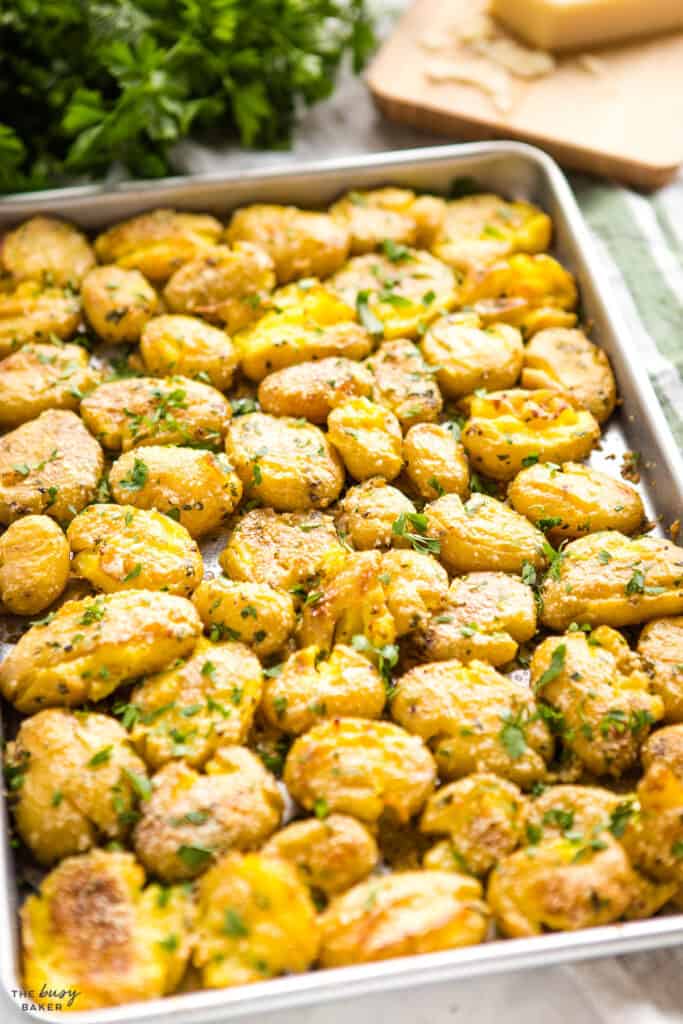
[258,355,373,423]
[263,813,378,896]
[365,338,442,427]
[319,870,488,966]
[0,590,201,712]
[638,617,683,722]
[527,784,624,844]
[329,187,422,254]
[3,215,95,287]
[0,342,99,428]
[94,209,222,282]
[624,726,683,885]
[81,266,158,344]
[0,280,81,355]
[284,717,436,824]
[430,194,552,272]
[140,314,238,390]
[522,327,617,423]
[0,515,69,615]
[192,576,295,657]
[420,312,523,398]
[402,422,469,500]
[327,397,403,482]
[336,477,416,550]
[67,503,203,597]
[381,548,449,636]
[461,388,600,481]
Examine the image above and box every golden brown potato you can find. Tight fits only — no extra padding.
[420,774,529,876]
[194,851,319,987]
[319,870,488,966]
[420,312,523,399]
[258,356,373,423]
[284,717,436,823]
[381,548,449,636]
[81,265,158,343]
[0,589,201,712]
[263,814,379,896]
[530,627,663,777]
[461,389,600,481]
[128,638,262,769]
[133,747,282,881]
[94,209,223,282]
[0,342,99,428]
[392,658,553,788]
[327,397,403,482]
[638,617,683,722]
[522,327,617,423]
[540,531,683,631]
[623,726,683,885]
[424,493,546,574]
[192,576,295,657]
[411,572,537,667]
[236,281,371,382]
[0,409,104,526]
[226,204,349,283]
[336,477,416,550]
[402,422,470,501]
[262,643,386,733]
[0,280,81,355]
[3,215,95,287]
[430,194,552,273]
[330,249,456,339]
[527,784,625,844]
[140,314,238,390]
[163,242,276,332]
[109,446,242,538]
[81,375,231,451]
[5,708,148,864]
[0,515,69,615]
[508,461,645,542]
[487,835,636,937]
[21,849,194,1010]
[225,411,343,510]
[365,338,442,427]
[67,503,203,597]
[329,188,421,254]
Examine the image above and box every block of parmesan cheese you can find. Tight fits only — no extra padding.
[489,0,683,53]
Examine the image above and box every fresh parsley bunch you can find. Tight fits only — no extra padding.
[0,0,375,193]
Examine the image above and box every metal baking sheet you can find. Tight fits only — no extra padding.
[1,141,683,1024]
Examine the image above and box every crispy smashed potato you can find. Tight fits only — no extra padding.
[420,312,523,398]
[522,327,617,423]
[527,784,624,843]
[194,852,319,987]
[365,338,442,427]
[336,477,416,550]
[140,314,238,390]
[329,187,422,254]
[381,548,449,636]
[3,215,95,287]
[328,397,403,482]
[508,461,645,542]
[402,422,469,500]
[192,576,295,657]
[638,617,683,722]
[0,590,201,712]
[109,446,242,538]
[319,870,488,966]
[258,356,373,422]
[624,726,683,885]
[21,849,194,1009]
[263,813,379,896]
[94,209,223,282]
[0,342,99,428]
[0,515,69,615]
[430,194,552,272]
[284,717,436,823]
[462,389,600,481]
[0,280,81,355]
[81,266,158,344]
[6,708,148,864]
[0,409,104,525]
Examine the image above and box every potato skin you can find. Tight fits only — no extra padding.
[262,643,386,734]
[392,658,553,788]
[540,531,683,631]
[163,242,276,332]
[82,265,158,343]
[194,852,319,987]
[0,342,99,428]
[6,708,148,864]
[638,617,683,722]
[508,461,644,542]
[337,477,415,550]
[133,747,282,881]
[140,314,238,390]
[284,717,436,824]
[319,870,488,967]
[327,397,403,482]
[21,849,194,1010]
[258,356,373,423]
[425,493,546,574]
[403,422,469,500]
[365,338,442,427]
[109,446,242,538]
[0,281,81,355]
[81,375,231,451]
[329,187,421,254]
[263,813,379,895]
[0,409,104,526]
[0,515,69,615]
[430,194,552,273]
[461,388,600,481]
[0,590,201,712]
[129,638,262,769]
[192,576,296,657]
[3,215,95,287]
[225,412,343,510]
[94,209,222,282]
[226,204,350,283]
[522,327,616,423]
[67,503,203,597]
[420,312,523,399]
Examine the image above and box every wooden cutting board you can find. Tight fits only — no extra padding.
[366,0,683,189]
